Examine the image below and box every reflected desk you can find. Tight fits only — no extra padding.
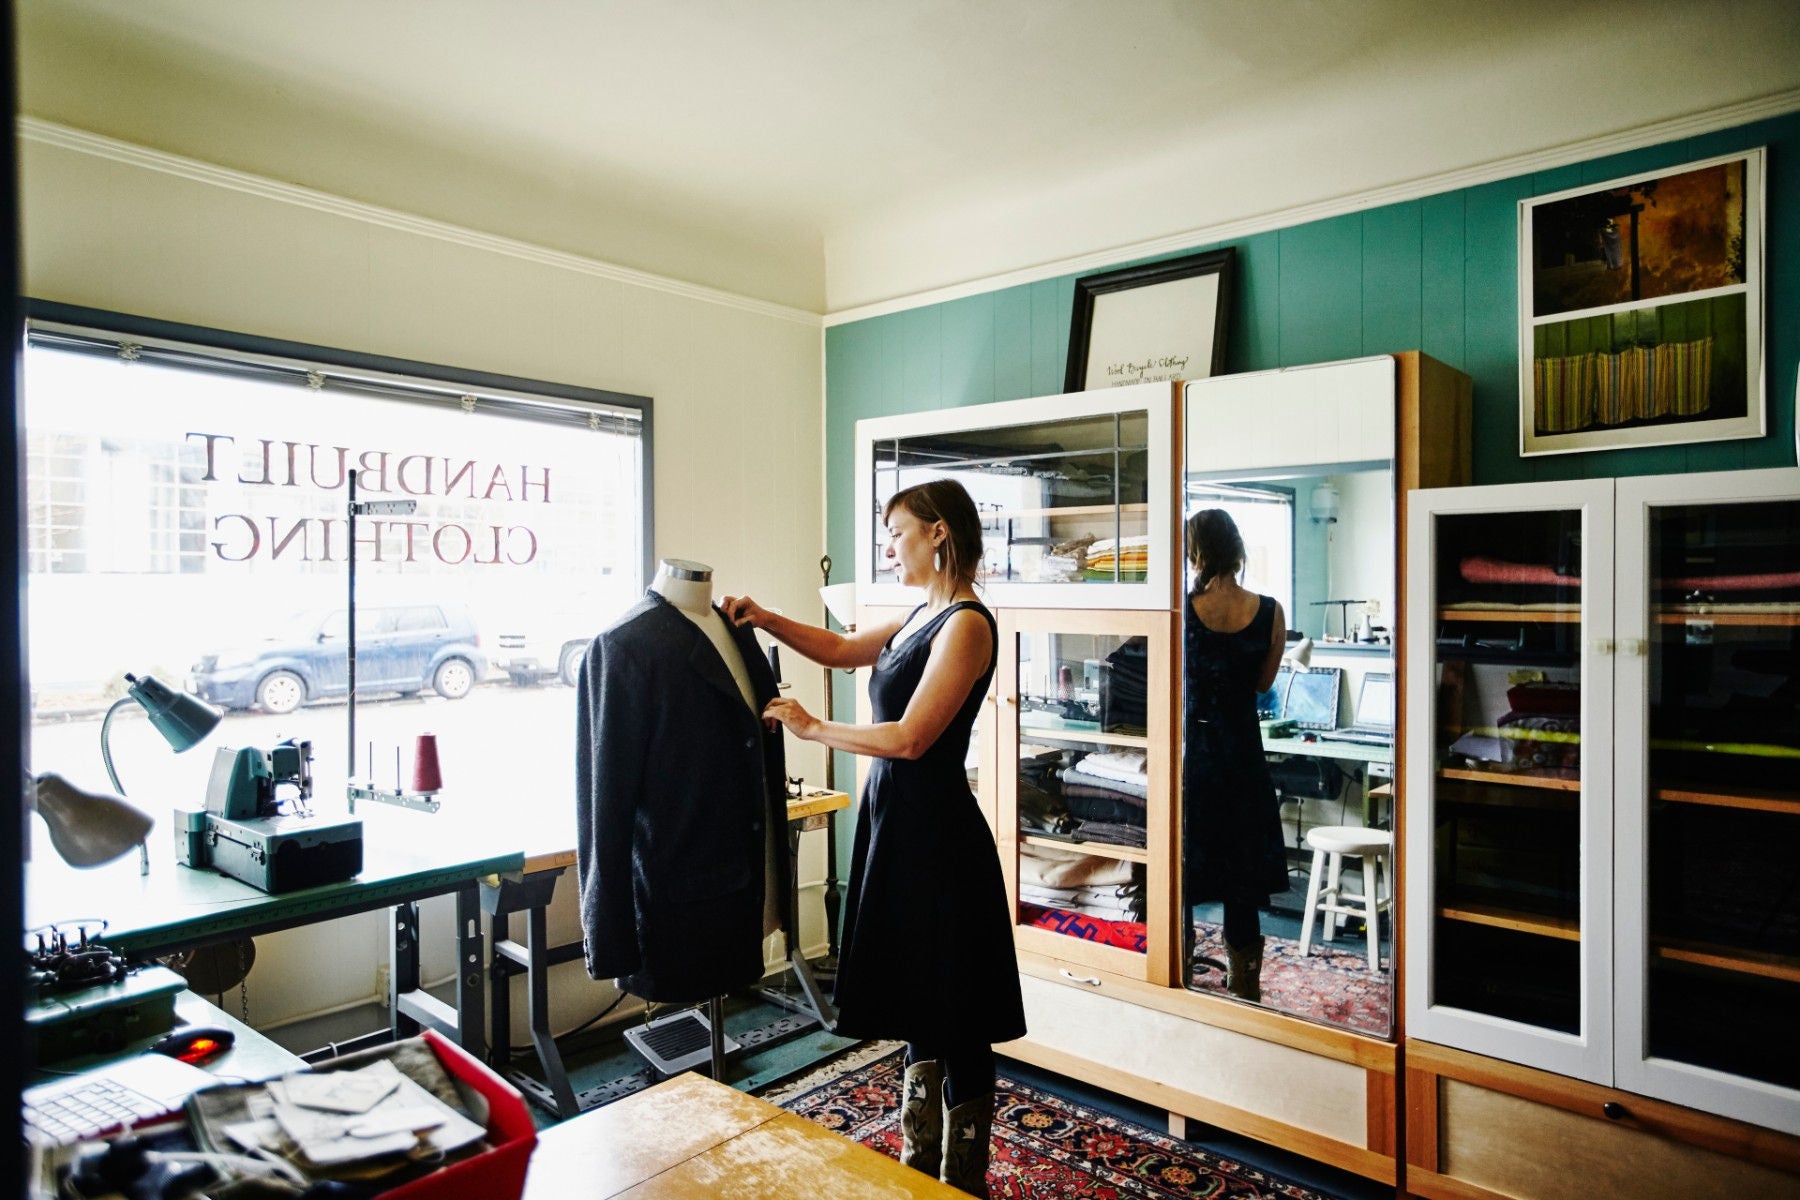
[1261,733,1393,829]
[520,1070,964,1199]
[25,818,523,1062]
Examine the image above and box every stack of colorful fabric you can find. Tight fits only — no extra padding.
[1083,535,1149,581]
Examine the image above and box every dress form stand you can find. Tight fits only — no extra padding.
[647,558,781,1077]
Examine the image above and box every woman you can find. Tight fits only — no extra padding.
[1182,508,1287,1002]
[724,478,1023,1197]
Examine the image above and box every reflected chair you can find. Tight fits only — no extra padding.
[1298,825,1391,973]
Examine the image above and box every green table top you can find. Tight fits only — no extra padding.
[26,805,524,959]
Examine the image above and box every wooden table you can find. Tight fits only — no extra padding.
[520,1071,964,1199]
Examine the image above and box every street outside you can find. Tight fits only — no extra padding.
[29,679,581,827]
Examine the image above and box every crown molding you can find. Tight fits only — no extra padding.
[823,88,1800,327]
[18,116,823,329]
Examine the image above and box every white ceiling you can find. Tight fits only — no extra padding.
[17,0,1800,314]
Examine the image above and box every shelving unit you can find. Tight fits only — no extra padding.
[1405,468,1800,1198]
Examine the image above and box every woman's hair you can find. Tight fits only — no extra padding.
[1185,508,1245,591]
[884,478,983,588]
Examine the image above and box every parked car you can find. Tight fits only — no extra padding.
[491,627,592,687]
[188,603,488,714]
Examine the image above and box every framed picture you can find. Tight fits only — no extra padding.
[1519,149,1764,456]
[1065,247,1235,393]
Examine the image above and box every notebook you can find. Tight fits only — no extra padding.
[1318,672,1394,745]
[23,1052,216,1147]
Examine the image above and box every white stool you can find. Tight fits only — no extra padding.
[1298,825,1392,973]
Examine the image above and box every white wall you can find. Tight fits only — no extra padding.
[20,130,830,1038]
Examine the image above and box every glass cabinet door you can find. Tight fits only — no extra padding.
[855,384,1174,610]
[1615,469,1800,1134]
[997,609,1172,985]
[1404,481,1614,1084]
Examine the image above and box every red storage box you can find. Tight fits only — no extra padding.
[377,1030,536,1200]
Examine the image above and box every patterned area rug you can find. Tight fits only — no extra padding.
[1191,922,1391,1036]
[771,1044,1336,1198]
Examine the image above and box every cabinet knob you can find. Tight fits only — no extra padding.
[1059,968,1102,987]
[1602,1101,1628,1120]
[1592,639,1615,656]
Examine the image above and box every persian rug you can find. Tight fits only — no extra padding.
[1190,922,1391,1036]
[770,1043,1337,1198]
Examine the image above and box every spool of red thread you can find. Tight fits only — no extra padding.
[412,733,443,793]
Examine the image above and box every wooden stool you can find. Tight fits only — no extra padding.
[1298,825,1391,973]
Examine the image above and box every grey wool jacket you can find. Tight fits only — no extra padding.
[574,592,791,1003]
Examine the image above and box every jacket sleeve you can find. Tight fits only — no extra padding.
[575,630,645,980]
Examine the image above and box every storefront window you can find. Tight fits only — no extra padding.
[23,315,650,813]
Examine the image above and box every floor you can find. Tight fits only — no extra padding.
[265,971,1387,1199]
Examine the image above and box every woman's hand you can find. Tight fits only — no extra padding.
[720,594,770,629]
[762,696,820,740]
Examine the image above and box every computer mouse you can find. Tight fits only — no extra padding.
[149,1025,236,1064]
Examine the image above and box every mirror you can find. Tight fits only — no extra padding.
[1180,365,1396,1036]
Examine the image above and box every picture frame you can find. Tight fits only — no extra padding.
[1065,247,1235,393]
[1518,149,1764,456]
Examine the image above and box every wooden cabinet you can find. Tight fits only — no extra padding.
[1404,467,1800,1184]
[852,382,1177,610]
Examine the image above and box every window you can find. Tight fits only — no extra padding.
[23,306,651,812]
[1184,482,1295,620]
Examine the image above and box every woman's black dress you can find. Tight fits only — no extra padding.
[1182,592,1288,909]
[832,600,1027,1046]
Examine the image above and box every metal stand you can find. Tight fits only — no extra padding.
[818,555,843,974]
[345,468,424,814]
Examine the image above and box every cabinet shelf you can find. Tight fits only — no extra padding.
[1438,766,1581,792]
[1652,939,1800,984]
[1653,607,1800,627]
[1015,726,1149,750]
[1653,785,1800,814]
[989,502,1150,521]
[1439,607,1580,624]
[1438,898,1581,941]
[1019,832,1148,864]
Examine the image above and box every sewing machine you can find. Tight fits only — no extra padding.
[175,739,363,893]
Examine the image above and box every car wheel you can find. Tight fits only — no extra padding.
[558,643,587,688]
[256,670,305,715]
[433,657,476,700]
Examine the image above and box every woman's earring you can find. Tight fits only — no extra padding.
[933,546,943,573]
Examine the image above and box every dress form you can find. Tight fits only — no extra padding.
[650,559,757,712]
[649,558,781,937]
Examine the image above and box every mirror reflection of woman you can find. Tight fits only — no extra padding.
[1182,509,1287,1001]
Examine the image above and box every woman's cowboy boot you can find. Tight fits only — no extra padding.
[940,1084,995,1197]
[899,1059,944,1178]
[1225,936,1265,1003]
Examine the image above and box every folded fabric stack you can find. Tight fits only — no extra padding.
[1033,533,1098,582]
[1084,535,1149,581]
[1018,840,1136,889]
[1017,903,1147,952]
[1018,880,1145,922]
[1102,637,1149,731]
[1059,750,1148,847]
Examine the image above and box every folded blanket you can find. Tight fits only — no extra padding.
[1018,903,1147,953]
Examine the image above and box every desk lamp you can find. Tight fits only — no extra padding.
[1283,634,1315,673]
[97,672,224,872]
[31,771,154,869]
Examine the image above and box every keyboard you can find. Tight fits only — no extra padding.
[1316,729,1392,747]
[23,1054,213,1147]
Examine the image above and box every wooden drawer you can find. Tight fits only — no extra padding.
[1406,1042,1800,1200]
[1003,964,1397,1183]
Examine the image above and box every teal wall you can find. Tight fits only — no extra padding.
[825,110,1800,589]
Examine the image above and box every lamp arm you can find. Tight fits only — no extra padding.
[99,696,135,795]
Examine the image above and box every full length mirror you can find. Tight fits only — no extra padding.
[1180,363,1396,1036]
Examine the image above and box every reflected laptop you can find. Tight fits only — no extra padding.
[1318,672,1394,746]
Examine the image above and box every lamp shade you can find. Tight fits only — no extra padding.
[1283,635,1315,671]
[127,672,223,752]
[819,582,858,629]
[33,772,155,868]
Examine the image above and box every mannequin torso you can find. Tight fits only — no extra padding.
[651,559,756,712]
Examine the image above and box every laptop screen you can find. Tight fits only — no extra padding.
[1354,673,1394,733]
